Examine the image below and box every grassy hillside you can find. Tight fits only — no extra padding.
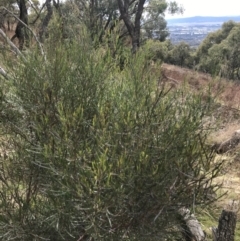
[161,63,240,239]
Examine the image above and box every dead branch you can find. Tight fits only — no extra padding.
[0,65,9,80]
[178,207,207,241]
[0,28,25,59]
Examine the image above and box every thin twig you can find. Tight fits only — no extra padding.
[30,1,47,25]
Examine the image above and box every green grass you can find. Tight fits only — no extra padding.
[198,205,240,240]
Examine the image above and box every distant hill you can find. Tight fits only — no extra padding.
[167,16,240,25]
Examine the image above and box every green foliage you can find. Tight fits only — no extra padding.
[62,0,183,46]
[65,0,120,42]
[0,30,222,240]
[196,21,240,80]
[142,0,183,42]
[143,15,169,42]
[142,0,169,41]
[169,41,194,67]
[144,40,194,68]
[143,39,172,61]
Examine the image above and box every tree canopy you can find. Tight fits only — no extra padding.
[1,0,183,51]
[196,21,240,79]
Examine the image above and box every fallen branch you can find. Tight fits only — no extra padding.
[178,207,207,241]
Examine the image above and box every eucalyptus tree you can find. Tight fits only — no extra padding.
[169,41,192,67]
[196,21,237,63]
[215,25,240,79]
[196,21,240,80]
[10,0,29,50]
[142,0,183,42]
[117,0,183,52]
[72,0,120,41]
[63,0,183,52]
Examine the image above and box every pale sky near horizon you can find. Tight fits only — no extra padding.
[39,0,240,19]
[167,0,240,19]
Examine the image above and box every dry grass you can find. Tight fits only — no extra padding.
[210,123,240,143]
[161,63,240,238]
[162,63,240,108]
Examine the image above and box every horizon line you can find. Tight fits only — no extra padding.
[166,15,240,20]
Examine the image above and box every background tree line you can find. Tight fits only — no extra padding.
[2,0,238,81]
[145,20,240,80]
[1,0,239,80]
[0,0,183,49]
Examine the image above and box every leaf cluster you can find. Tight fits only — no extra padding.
[196,21,240,80]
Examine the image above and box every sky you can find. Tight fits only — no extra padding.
[166,0,240,19]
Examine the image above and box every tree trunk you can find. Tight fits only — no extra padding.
[212,200,238,241]
[11,0,28,50]
[0,10,6,31]
[132,32,140,54]
[117,0,146,53]
[39,0,53,43]
[178,207,207,241]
